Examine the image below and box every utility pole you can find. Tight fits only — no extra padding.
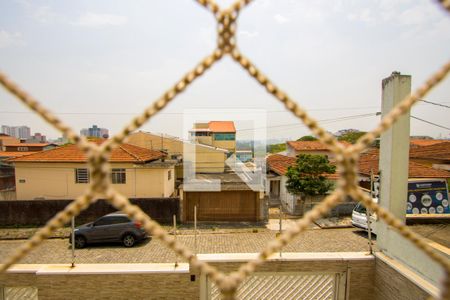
[173,215,178,268]
[367,169,374,254]
[71,216,75,267]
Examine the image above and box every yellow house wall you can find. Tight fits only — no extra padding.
[127,132,183,155]
[194,136,213,146]
[14,162,174,200]
[128,132,226,174]
[212,140,236,153]
[183,143,226,173]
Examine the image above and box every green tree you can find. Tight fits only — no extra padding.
[285,154,336,196]
[297,135,317,141]
[337,131,366,144]
[267,143,286,153]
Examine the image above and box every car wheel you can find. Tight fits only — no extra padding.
[122,234,135,247]
[74,235,86,249]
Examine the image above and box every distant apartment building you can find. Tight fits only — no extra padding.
[26,133,47,143]
[80,125,109,138]
[189,121,236,155]
[1,125,31,140]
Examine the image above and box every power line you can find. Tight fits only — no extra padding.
[0,106,380,116]
[237,112,380,132]
[420,99,450,109]
[411,115,450,131]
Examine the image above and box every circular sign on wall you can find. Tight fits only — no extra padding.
[421,194,432,207]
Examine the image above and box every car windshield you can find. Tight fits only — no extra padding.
[354,203,366,214]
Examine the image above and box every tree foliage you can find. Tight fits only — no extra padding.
[285,154,336,196]
[297,135,317,141]
[337,131,366,144]
[268,143,286,153]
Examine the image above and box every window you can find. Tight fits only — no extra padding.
[168,170,172,180]
[111,168,126,184]
[75,168,89,184]
[214,133,235,140]
[109,216,131,224]
[354,203,366,214]
[94,217,111,226]
[94,216,130,226]
[193,131,210,137]
[18,146,28,151]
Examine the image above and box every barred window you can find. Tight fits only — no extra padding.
[75,168,89,184]
[111,168,126,184]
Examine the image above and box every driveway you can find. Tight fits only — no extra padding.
[0,228,372,264]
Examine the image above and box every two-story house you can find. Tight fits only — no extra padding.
[189,121,236,155]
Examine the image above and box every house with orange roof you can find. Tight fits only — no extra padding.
[358,149,450,190]
[7,142,175,200]
[266,154,340,215]
[409,141,450,171]
[4,143,57,152]
[0,134,20,151]
[409,139,447,148]
[286,140,351,161]
[189,121,236,155]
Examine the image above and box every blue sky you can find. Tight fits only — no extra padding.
[0,0,449,140]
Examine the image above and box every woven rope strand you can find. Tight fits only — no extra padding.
[0,72,82,146]
[230,49,345,156]
[0,1,449,299]
[353,61,450,153]
[103,50,223,153]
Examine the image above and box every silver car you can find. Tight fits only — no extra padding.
[71,212,148,248]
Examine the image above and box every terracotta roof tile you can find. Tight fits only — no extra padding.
[287,141,351,151]
[410,139,447,147]
[8,142,166,163]
[0,151,36,158]
[5,143,52,147]
[409,141,450,161]
[208,121,236,133]
[358,156,450,178]
[267,154,339,179]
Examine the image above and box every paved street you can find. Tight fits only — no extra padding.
[0,228,373,264]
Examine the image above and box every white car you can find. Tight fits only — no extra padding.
[351,199,378,235]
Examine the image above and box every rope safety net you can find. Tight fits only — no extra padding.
[1,0,450,299]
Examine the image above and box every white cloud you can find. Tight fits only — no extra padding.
[239,30,259,38]
[274,14,289,24]
[0,30,25,49]
[73,12,128,28]
[33,6,62,24]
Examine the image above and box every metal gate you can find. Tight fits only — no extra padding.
[1,286,38,300]
[202,272,347,300]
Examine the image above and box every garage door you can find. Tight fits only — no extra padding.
[185,191,258,221]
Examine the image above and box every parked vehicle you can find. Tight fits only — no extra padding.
[70,212,148,248]
[351,198,378,234]
[352,179,449,234]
